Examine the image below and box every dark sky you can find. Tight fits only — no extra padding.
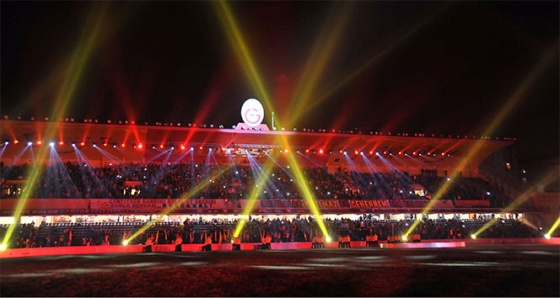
[1,1,558,163]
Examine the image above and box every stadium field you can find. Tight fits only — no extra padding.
[1,244,558,296]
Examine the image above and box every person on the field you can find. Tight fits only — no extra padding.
[202,231,212,251]
[144,235,154,252]
[232,236,241,251]
[174,233,183,252]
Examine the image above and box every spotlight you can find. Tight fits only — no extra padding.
[138,143,143,149]
[180,145,185,150]
[59,141,64,145]
[319,149,324,154]
[470,234,476,239]
[122,240,129,246]
[93,143,97,147]
[121,143,125,148]
[4,141,8,145]
[325,236,332,243]
[49,142,55,147]
[544,234,551,240]
[0,243,6,251]
[113,144,117,148]
[401,235,408,241]
[36,140,42,145]
[14,140,19,144]
[72,143,76,147]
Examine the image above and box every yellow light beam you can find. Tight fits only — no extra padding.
[214,1,332,239]
[2,3,108,246]
[472,167,559,238]
[214,0,274,117]
[284,150,330,238]
[546,217,560,238]
[233,154,279,238]
[299,3,452,117]
[405,45,557,237]
[287,2,353,121]
[126,165,232,244]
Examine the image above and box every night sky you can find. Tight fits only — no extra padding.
[1,1,558,163]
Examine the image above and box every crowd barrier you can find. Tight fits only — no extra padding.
[1,238,558,259]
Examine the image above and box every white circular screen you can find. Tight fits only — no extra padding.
[241,98,264,127]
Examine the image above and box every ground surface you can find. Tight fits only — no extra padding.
[0,244,558,297]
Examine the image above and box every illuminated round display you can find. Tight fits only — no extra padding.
[241,98,264,127]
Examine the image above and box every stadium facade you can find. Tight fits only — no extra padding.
[0,119,557,230]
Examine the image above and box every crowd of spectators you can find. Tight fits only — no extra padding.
[0,162,501,205]
[0,216,541,249]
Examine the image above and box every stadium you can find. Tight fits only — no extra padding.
[0,114,558,255]
[1,1,558,296]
